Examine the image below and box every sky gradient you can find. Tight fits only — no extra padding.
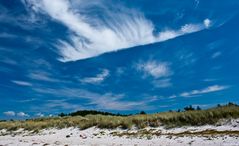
[0,0,239,119]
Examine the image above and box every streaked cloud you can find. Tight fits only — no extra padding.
[180,85,229,97]
[0,32,17,38]
[203,78,219,82]
[0,58,18,66]
[212,51,222,59]
[12,80,32,86]
[169,95,177,99]
[44,99,81,111]
[88,93,153,111]
[3,111,15,116]
[22,0,211,62]
[153,78,172,88]
[33,86,153,111]
[80,69,109,84]
[28,71,62,83]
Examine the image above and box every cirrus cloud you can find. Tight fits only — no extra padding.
[22,0,211,62]
[180,85,229,97]
[12,80,32,86]
[80,69,109,84]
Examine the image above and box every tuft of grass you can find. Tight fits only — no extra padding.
[0,104,239,131]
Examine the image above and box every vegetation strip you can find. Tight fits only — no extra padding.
[0,103,239,131]
[111,130,239,137]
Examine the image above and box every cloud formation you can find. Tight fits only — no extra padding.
[28,71,61,82]
[180,85,229,97]
[3,111,15,116]
[80,69,109,84]
[22,0,211,62]
[33,86,153,111]
[12,80,32,86]
[3,111,29,117]
[35,113,44,117]
[204,19,211,28]
[153,79,172,88]
[212,51,222,59]
[137,61,172,79]
[17,112,29,117]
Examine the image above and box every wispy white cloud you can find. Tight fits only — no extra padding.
[33,87,91,99]
[137,61,172,79]
[35,113,44,117]
[28,71,63,83]
[169,95,177,99]
[192,104,212,109]
[3,111,30,117]
[17,112,29,117]
[22,0,211,62]
[33,86,153,111]
[88,93,153,111]
[203,78,219,82]
[115,67,125,76]
[180,85,229,97]
[3,111,15,116]
[17,98,36,103]
[0,32,17,38]
[0,58,18,65]
[12,80,32,86]
[44,99,82,111]
[80,69,109,84]
[212,51,222,59]
[153,78,172,88]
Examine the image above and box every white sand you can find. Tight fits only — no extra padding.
[0,119,239,146]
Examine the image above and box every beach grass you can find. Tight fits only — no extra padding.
[0,104,239,131]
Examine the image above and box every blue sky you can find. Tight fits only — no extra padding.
[0,0,239,119]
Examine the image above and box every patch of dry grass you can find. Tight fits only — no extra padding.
[110,129,239,138]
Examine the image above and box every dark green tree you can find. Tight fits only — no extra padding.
[184,105,195,111]
[139,111,146,115]
[58,113,67,117]
[196,106,201,110]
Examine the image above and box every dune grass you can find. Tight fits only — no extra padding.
[111,129,239,138]
[0,104,239,131]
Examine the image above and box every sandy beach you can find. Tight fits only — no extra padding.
[1,119,239,146]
